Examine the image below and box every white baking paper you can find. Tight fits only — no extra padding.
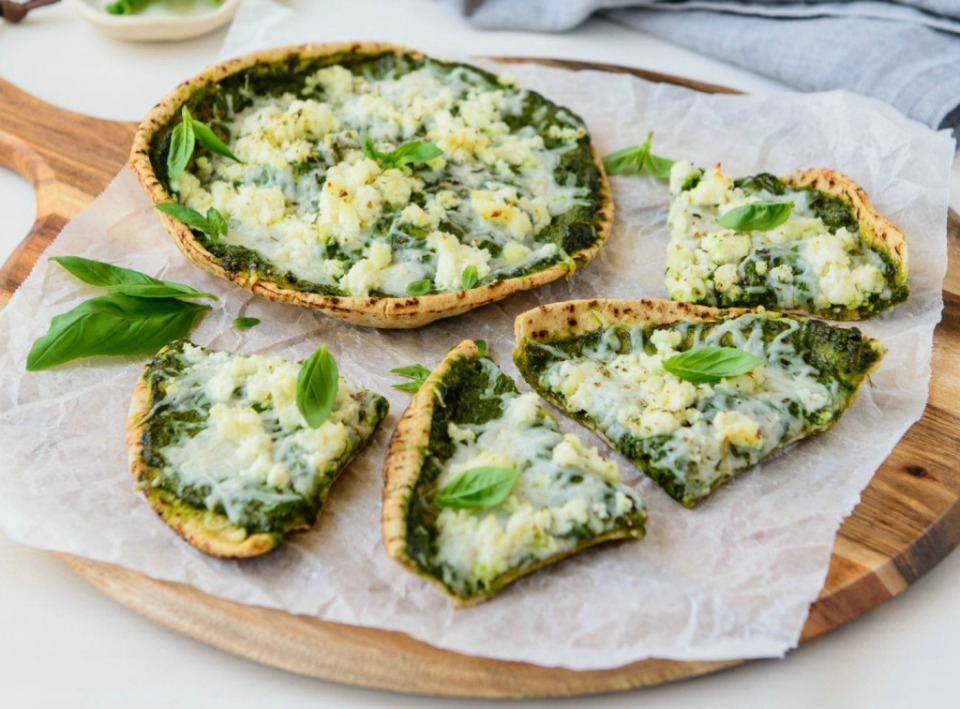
[0,7,954,670]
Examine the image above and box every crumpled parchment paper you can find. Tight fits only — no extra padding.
[0,7,953,670]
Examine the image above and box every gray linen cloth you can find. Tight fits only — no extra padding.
[454,1,960,137]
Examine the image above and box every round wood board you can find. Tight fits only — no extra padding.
[1,59,959,698]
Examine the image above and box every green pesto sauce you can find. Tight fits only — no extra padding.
[515,313,882,507]
[139,340,388,534]
[149,52,602,297]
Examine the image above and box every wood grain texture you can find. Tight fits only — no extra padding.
[2,59,959,697]
[0,78,138,308]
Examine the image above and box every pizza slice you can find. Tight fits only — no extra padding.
[513,299,885,508]
[665,163,908,319]
[382,340,646,604]
[128,340,388,557]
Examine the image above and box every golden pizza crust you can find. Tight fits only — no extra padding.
[129,42,614,329]
[513,297,886,378]
[782,168,908,285]
[381,341,478,570]
[514,298,753,346]
[127,369,282,558]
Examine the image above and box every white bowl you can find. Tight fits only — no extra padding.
[65,0,241,42]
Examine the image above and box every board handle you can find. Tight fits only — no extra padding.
[0,77,137,304]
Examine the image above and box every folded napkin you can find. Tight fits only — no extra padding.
[454,1,960,138]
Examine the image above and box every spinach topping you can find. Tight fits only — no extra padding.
[733,172,786,196]
[808,190,860,233]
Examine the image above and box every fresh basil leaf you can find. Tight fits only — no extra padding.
[662,346,764,383]
[387,140,444,168]
[49,256,216,300]
[391,364,431,380]
[26,295,210,371]
[391,363,430,393]
[155,201,209,230]
[296,345,339,429]
[366,138,443,170]
[94,283,215,299]
[406,278,432,296]
[436,466,521,509]
[361,136,383,162]
[461,265,479,290]
[205,206,228,240]
[166,108,196,181]
[640,131,674,182]
[602,144,647,175]
[155,202,227,242]
[232,317,260,330]
[717,201,794,232]
[680,168,704,192]
[644,151,675,181]
[191,120,242,164]
[602,131,674,181]
[474,340,487,358]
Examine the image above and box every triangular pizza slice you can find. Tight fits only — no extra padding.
[382,340,646,604]
[514,299,885,508]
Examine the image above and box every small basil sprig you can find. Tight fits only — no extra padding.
[296,346,339,428]
[717,201,794,232]
[232,317,260,330]
[405,279,432,296]
[155,203,228,242]
[50,256,216,300]
[461,265,479,290]
[363,137,443,170]
[27,258,215,371]
[26,295,210,371]
[602,131,674,180]
[662,346,764,383]
[436,466,521,509]
[391,363,430,393]
[167,106,241,181]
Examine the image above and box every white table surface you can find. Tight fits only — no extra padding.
[1,2,959,707]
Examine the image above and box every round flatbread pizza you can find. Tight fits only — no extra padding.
[130,42,613,328]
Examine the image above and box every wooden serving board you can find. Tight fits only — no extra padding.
[2,61,959,698]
